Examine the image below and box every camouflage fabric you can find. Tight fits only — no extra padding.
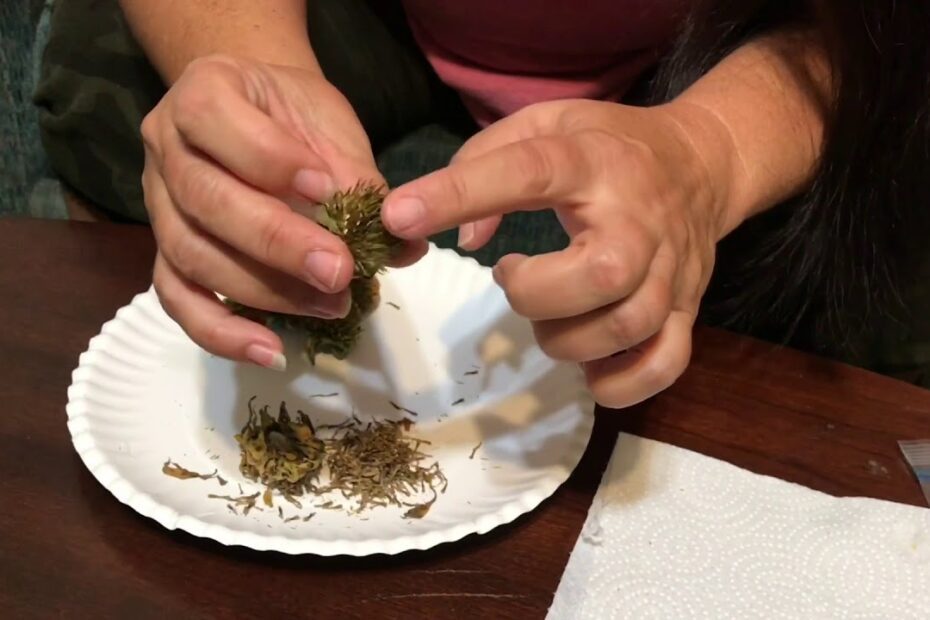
[34,0,162,222]
[32,0,464,223]
[2,0,66,218]
[33,0,568,254]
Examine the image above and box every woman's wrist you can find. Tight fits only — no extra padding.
[655,99,746,241]
[655,32,829,241]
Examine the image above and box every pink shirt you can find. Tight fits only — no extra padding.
[401,1,687,125]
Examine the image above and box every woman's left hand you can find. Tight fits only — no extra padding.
[382,99,737,408]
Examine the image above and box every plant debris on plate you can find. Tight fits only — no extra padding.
[162,459,226,485]
[165,397,447,520]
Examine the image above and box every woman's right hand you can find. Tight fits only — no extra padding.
[142,54,399,370]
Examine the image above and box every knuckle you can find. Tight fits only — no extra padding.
[519,100,570,132]
[158,150,183,193]
[502,280,535,318]
[643,284,673,330]
[140,111,160,152]
[452,138,481,163]
[257,215,289,264]
[533,322,569,361]
[173,84,220,130]
[171,160,224,221]
[166,235,205,284]
[183,54,239,85]
[147,192,176,246]
[605,305,641,350]
[199,319,228,353]
[250,126,283,162]
[515,140,558,196]
[518,100,554,119]
[172,58,237,125]
[152,262,181,319]
[586,245,632,295]
[643,343,690,391]
[585,375,624,410]
[443,170,471,214]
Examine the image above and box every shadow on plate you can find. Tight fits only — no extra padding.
[197,277,592,481]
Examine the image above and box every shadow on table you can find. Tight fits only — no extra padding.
[87,481,541,570]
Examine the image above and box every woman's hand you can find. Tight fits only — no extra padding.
[142,54,424,370]
[383,99,737,407]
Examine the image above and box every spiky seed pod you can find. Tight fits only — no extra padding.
[226,183,401,363]
[316,183,404,278]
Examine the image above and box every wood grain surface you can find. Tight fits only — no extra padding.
[1,218,928,619]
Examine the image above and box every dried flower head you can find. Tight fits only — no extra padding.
[226,182,402,362]
[232,398,447,517]
[234,398,326,496]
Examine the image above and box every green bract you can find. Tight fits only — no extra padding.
[227,182,402,363]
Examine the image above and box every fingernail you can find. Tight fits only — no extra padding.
[294,169,336,201]
[245,343,287,371]
[384,196,425,233]
[458,222,475,248]
[492,263,503,286]
[301,293,351,319]
[304,250,343,291]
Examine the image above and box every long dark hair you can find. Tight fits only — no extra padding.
[651,1,930,360]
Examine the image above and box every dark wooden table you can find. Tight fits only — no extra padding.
[2,217,930,619]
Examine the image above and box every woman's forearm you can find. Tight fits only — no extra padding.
[662,31,831,237]
[118,0,320,83]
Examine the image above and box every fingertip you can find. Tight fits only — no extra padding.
[457,218,497,251]
[338,248,359,293]
[457,223,476,249]
[293,168,336,202]
[302,241,354,293]
[244,342,288,371]
[468,216,502,250]
[387,240,429,268]
[492,253,528,285]
[200,315,285,364]
[582,311,693,409]
[328,289,353,319]
[333,245,356,291]
[381,194,426,238]
[581,356,639,410]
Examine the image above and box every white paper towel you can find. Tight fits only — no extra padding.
[547,433,930,619]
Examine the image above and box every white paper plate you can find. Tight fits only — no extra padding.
[66,246,594,556]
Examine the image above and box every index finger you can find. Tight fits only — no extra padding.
[173,84,335,202]
[160,134,354,293]
[382,137,590,239]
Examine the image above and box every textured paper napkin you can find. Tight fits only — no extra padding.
[547,433,930,619]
